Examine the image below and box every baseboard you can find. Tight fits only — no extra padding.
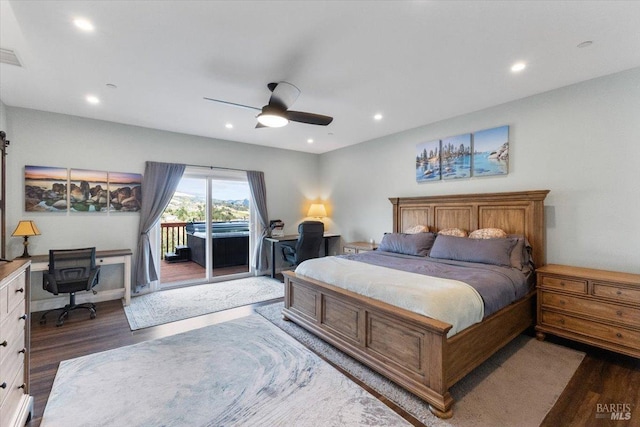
[30,289,125,313]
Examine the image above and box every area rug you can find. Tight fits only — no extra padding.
[257,302,586,427]
[41,315,410,427]
[123,276,283,330]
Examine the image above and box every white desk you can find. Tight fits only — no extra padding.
[29,249,133,310]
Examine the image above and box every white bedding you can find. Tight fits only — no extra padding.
[295,257,484,337]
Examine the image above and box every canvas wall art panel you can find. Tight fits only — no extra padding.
[70,169,108,212]
[416,139,441,182]
[473,125,509,177]
[109,172,142,212]
[441,133,471,179]
[24,165,68,212]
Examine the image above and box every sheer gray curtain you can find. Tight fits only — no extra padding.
[134,161,185,292]
[246,170,269,272]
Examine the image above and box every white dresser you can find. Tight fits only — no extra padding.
[0,259,33,427]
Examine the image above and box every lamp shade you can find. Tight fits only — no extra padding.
[12,220,41,237]
[307,203,327,218]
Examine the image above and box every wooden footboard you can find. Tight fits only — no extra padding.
[282,270,536,418]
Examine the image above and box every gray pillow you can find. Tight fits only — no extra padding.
[378,232,436,257]
[507,234,534,271]
[430,234,517,267]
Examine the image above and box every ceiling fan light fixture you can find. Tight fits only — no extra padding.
[257,109,289,127]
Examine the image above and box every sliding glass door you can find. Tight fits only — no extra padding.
[159,167,252,288]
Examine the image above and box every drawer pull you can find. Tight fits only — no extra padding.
[0,382,6,389]
[559,319,565,325]
[15,287,24,293]
[559,300,565,305]
[617,310,623,316]
[616,290,622,295]
[1,340,7,347]
[616,333,622,338]
[18,383,26,390]
[19,314,27,320]
[560,281,565,286]
[19,348,26,354]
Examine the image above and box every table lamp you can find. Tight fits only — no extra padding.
[12,220,41,258]
[307,203,327,218]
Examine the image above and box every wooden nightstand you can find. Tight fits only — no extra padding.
[343,242,378,254]
[535,264,640,358]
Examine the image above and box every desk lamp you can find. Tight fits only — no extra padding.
[12,220,40,258]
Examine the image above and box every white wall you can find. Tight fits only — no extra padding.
[4,108,320,303]
[320,68,640,274]
[0,99,7,131]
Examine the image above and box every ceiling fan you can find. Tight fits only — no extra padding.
[204,81,333,128]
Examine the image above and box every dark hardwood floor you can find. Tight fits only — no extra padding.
[27,300,639,427]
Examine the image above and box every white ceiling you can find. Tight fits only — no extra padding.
[1,1,639,154]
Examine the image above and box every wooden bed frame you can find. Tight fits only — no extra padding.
[282,190,549,418]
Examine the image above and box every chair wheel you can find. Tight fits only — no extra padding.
[56,321,64,327]
[90,312,96,319]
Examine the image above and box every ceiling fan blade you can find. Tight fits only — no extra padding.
[268,81,300,110]
[285,110,333,126]
[203,97,261,111]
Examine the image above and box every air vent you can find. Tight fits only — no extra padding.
[0,48,22,67]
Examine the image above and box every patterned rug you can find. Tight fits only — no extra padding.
[256,302,586,427]
[123,276,283,330]
[41,315,409,427]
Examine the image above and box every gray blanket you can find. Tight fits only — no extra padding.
[340,250,534,317]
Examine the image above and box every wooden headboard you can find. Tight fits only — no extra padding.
[389,190,549,267]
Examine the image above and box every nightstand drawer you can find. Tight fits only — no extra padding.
[539,276,587,294]
[540,292,640,328]
[541,310,640,350]
[592,282,640,304]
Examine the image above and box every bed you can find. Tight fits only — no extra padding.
[282,190,549,418]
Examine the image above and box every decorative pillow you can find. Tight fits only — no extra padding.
[404,225,428,234]
[429,234,517,267]
[378,232,436,257]
[437,228,468,237]
[469,228,507,239]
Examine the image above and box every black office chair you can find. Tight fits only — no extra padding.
[40,247,101,327]
[282,221,325,266]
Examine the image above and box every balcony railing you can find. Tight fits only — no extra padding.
[161,222,187,259]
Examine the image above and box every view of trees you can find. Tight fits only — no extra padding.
[162,193,249,223]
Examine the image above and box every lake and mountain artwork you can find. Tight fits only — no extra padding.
[24,165,68,212]
[473,125,509,177]
[108,171,142,212]
[416,139,441,182]
[70,169,109,213]
[441,133,471,180]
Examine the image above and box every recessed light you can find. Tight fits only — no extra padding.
[225,123,233,129]
[73,18,95,32]
[307,138,314,144]
[577,40,593,49]
[86,95,100,104]
[511,62,526,73]
[374,113,383,121]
